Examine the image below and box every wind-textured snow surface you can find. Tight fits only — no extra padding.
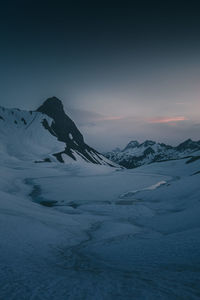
[0,156,200,299]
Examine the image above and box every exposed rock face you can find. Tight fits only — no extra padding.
[37,97,84,145]
[37,97,112,164]
[0,97,116,166]
[176,139,200,152]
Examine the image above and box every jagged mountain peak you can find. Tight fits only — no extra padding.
[105,138,200,169]
[176,139,200,151]
[123,140,158,152]
[139,140,156,147]
[123,140,139,150]
[0,98,117,167]
[37,97,64,115]
[37,96,84,146]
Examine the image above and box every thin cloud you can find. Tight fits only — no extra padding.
[148,116,188,124]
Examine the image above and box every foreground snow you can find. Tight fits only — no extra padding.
[0,158,200,299]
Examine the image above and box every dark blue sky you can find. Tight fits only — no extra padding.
[0,1,200,150]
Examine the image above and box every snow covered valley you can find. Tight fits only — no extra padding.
[0,158,200,300]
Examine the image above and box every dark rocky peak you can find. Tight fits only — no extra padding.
[36,97,108,165]
[37,97,64,117]
[176,139,200,152]
[37,97,84,145]
[123,140,139,151]
[139,140,156,148]
[0,99,116,166]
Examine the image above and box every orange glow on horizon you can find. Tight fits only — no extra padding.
[148,116,188,124]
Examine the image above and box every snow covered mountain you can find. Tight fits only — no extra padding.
[0,97,116,166]
[105,139,200,168]
[1,98,200,299]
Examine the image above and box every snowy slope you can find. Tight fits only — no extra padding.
[0,154,200,299]
[105,139,200,168]
[0,106,65,162]
[0,98,117,167]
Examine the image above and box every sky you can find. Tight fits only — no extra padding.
[0,1,200,151]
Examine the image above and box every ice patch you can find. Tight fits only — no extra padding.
[120,180,167,199]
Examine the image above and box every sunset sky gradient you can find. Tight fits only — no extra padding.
[0,1,200,150]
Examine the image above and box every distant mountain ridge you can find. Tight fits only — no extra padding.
[105,139,200,168]
[0,97,116,166]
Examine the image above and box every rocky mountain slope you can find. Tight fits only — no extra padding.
[105,139,200,168]
[0,97,116,166]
